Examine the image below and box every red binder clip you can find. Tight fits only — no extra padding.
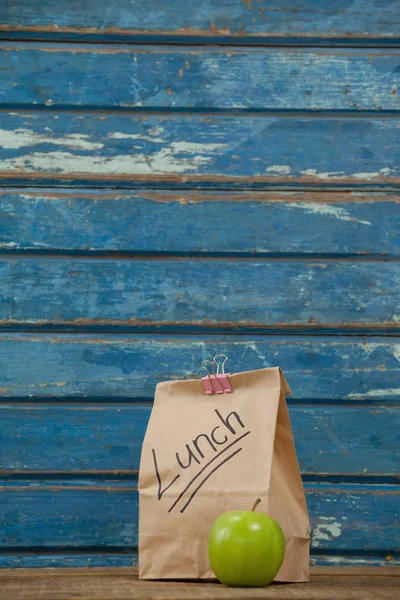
[201,354,232,395]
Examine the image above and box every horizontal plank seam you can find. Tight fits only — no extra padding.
[1,326,400,338]
[3,41,400,53]
[2,182,400,193]
[0,398,398,407]
[0,332,398,340]
[3,250,400,262]
[0,333,399,341]
[0,32,399,47]
[0,547,397,557]
[0,547,137,555]
[1,106,400,118]
[0,480,398,490]
[1,188,399,199]
[1,252,400,261]
[0,332,397,347]
[0,474,398,485]
[2,183,400,193]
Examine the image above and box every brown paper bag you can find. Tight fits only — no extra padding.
[139,366,310,582]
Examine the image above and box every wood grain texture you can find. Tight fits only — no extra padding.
[0,481,398,552]
[0,569,399,600]
[1,45,399,111]
[0,0,399,43]
[0,405,398,475]
[1,258,400,330]
[0,334,399,402]
[1,190,400,257]
[1,112,399,186]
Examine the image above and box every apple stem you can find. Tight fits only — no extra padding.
[251,498,261,512]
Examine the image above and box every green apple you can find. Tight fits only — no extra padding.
[208,498,285,587]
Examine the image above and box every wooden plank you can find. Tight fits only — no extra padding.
[0,1,399,43]
[0,405,398,475]
[1,113,399,186]
[1,554,398,569]
[1,258,400,330]
[310,558,400,568]
[0,481,398,552]
[310,567,399,575]
[0,554,139,569]
[1,45,399,111]
[2,190,399,257]
[0,569,399,600]
[0,334,399,402]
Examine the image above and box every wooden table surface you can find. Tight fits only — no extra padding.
[0,567,398,600]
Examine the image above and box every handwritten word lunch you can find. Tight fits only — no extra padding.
[151,409,251,514]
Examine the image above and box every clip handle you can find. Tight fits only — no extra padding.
[213,354,228,375]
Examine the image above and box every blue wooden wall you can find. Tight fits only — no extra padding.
[0,1,399,569]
